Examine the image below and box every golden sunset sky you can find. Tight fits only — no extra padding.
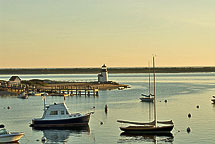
[0,0,214,68]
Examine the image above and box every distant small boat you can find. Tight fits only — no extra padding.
[118,87,125,90]
[34,92,48,96]
[31,97,93,128]
[140,94,154,102]
[18,92,28,99]
[140,62,154,102]
[0,124,24,143]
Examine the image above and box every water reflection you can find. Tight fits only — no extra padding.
[119,132,174,144]
[32,126,90,144]
[211,103,215,110]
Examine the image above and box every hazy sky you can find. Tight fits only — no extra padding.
[0,0,214,68]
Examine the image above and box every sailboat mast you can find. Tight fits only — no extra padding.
[153,56,157,127]
[43,96,46,111]
[148,61,151,96]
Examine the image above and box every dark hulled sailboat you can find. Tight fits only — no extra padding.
[118,57,174,134]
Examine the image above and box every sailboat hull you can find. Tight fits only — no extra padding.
[120,125,174,134]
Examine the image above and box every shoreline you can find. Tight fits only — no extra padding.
[45,82,129,90]
[0,67,215,74]
[0,81,129,96]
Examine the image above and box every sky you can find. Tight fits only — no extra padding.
[0,0,214,68]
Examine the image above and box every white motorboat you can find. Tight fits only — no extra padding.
[0,125,24,143]
[31,99,93,128]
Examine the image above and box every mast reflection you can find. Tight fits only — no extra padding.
[119,132,174,144]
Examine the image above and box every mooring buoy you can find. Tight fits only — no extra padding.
[41,136,47,142]
[105,104,108,113]
[187,127,191,133]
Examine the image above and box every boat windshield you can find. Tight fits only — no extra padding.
[0,128,8,135]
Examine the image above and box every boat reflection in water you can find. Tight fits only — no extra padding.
[119,132,174,144]
[33,126,90,143]
[2,142,19,144]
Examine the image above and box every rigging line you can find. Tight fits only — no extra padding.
[91,115,104,125]
[173,126,182,136]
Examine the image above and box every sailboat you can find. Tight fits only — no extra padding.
[140,62,154,102]
[118,57,174,134]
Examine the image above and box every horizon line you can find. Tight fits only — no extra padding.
[0,66,215,69]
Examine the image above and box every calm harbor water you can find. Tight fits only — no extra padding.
[1,73,215,144]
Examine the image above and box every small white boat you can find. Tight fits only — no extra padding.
[118,87,125,90]
[140,94,154,102]
[34,92,48,96]
[18,92,28,99]
[140,62,154,102]
[0,125,24,143]
[140,96,154,102]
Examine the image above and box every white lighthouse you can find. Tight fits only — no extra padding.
[98,64,109,83]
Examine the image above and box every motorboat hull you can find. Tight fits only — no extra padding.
[32,114,91,128]
[0,132,24,143]
[120,125,174,134]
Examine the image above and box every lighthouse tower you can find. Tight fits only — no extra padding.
[98,64,109,83]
